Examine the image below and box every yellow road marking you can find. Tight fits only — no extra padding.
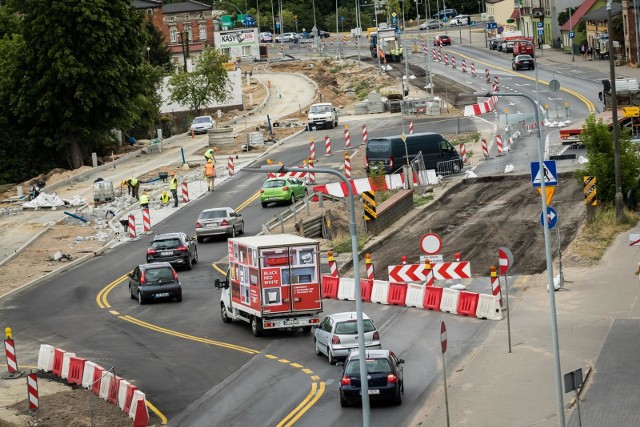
[96,273,129,308]
[146,400,168,424]
[302,368,313,374]
[310,375,320,381]
[265,354,279,360]
[290,363,303,368]
[236,191,261,211]
[278,359,291,364]
[279,382,326,427]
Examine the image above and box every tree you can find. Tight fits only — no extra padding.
[576,114,640,206]
[557,7,578,27]
[168,47,232,116]
[8,0,153,170]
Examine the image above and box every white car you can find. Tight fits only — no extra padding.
[190,116,215,134]
[449,15,470,26]
[314,312,381,364]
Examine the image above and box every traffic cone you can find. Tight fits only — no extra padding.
[133,398,149,426]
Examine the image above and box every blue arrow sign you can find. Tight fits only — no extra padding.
[485,22,497,29]
[531,160,558,188]
[540,207,558,229]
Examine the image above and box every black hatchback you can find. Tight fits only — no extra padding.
[146,232,198,270]
[128,263,182,304]
[339,349,404,407]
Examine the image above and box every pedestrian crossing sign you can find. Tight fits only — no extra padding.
[530,160,558,187]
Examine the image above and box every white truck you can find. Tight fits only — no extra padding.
[214,234,323,337]
[307,102,338,130]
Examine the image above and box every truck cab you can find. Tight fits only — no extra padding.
[307,103,338,130]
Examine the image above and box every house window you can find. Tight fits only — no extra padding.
[199,25,207,41]
[170,27,177,43]
[242,45,252,56]
[221,47,231,57]
[186,25,193,42]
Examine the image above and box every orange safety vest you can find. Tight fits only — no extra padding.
[205,163,215,177]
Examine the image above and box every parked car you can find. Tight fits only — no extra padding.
[146,232,198,270]
[502,41,515,53]
[195,207,244,242]
[512,54,535,70]
[489,39,501,50]
[433,34,451,46]
[259,32,273,43]
[260,177,308,207]
[448,15,471,26]
[419,19,442,30]
[513,41,535,57]
[432,8,457,19]
[128,262,182,305]
[275,32,298,43]
[314,312,381,364]
[339,349,404,407]
[190,116,215,135]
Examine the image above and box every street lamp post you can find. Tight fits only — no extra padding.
[607,0,624,221]
[243,164,371,427]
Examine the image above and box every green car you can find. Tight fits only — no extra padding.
[260,177,308,207]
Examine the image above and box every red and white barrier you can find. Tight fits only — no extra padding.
[365,253,374,280]
[67,356,86,385]
[4,338,17,373]
[344,153,351,179]
[370,280,390,304]
[322,40,326,50]
[307,159,315,184]
[309,138,315,160]
[405,283,425,308]
[181,181,189,203]
[471,62,476,77]
[128,214,136,239]
[490,266,503,307]
[61,352,75,379]
[362,124,368,145]
[344,126,351,148]
[421,37,427,55]
[461,59,466,73]
[337,278,356,301]
[325,136,332,156]
[27,373,39,411]
[459,143,467,163]
[437,50,442,62]
[228,157,234,176]
[130,390,149,425]
[142,208,150,233]
[463,96,497,116]
[82,361,98,389]
[477,294,503,320]
[388,261,471,282]
[312,172,420,198]
[452,56,456,68]
[496,135,504,156]
[328,251,339,277]
[409,121,414,135]
[485,69,490,83]
[440,288,459,314]
[99,372,114,401]
[444,53,449,65]
[37,344,54,372]
[481,138,489,158]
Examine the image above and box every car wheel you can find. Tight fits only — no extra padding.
[394,385,403,405]
[340,393,350,408]
[314,339,323,356]
[197,236,204,243]
[185,255,192,270]
[129,285,135,299]
[290,194,296,205]
[138,292,145,305]
[176,294,182,302]
[251,316,263,337]
[301,326,312,334]
[261,202,268,208]
[193,249,198,264]
[329,121,334,129]
[221,303,232,323]
[532,65,535,70]
[230,225,236,238]
[512,64,515,70]
[327,347,336,365]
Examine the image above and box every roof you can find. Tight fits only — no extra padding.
[510,9,520,20]
[560,0,597,31]
[347,349,391,359]
[230,234,318,248]
[326,312,372,322]
[581,3,621,22]
[162,1,212,14]
[133,0,162,9]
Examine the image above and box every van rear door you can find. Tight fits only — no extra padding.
[366,138,393,173]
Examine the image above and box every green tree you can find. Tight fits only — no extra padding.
[9,0,153,170]
[168,47,232,116]
[557,7,578,27]
[576,114,640,206]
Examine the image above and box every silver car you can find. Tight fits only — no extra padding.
[419,19,442,30]
[190,116,215,134]
[195,207,244,242]
[314,312,381,364]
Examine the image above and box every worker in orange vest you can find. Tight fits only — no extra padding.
[204,159,215,191]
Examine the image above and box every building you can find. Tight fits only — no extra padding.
[581,3,622,60]
[622,0,640,65]
[558,0,598,53]
[213,29,260,62]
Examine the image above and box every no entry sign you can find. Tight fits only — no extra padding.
[498,247,513,275]
[421,233,443,254]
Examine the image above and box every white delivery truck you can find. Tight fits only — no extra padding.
[214,234,323,336]
[307,102,338,130]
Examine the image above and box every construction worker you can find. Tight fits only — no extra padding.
[204,148,216,163]
[126,178,140,200]
[204,159,215,191]
[169,171,178,208]
[139,191,150,209]
[160,190,170,207]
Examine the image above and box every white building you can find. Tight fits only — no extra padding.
[213,28,260,61]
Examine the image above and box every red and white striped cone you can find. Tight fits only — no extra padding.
[424,261,435,286]
[490,266,503,308]
[437,50,441,62]
[342,35,346,44]
[307,159,315,184]
[27,373,39,411]
[279,43,284,53]
[421,37,427,55]
[228,156,234,176]
[325,136,332,156]
[328,251,339,277]
[494,75,499,87]
[365,253,374,281]
[409,121,414,135]
[344,152,351,179]
[459,143,467,163]
[485,69,490,83]
[128,214,136,239]
[362,124,368,145]
[461,59,466,73]
[309,138,316,160]
[496,135,504,156]
[444,53,449,66]
[452,56,456,68]
[471,62,476,77]
[481,138,489,158]
[181,181,189,203]
[432,49,436,61]
[4,336,18,373]
[344,126,351,148]
[142,208,151,233]
[308,43,311,51]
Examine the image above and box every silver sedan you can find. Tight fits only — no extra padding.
[195,207,244,242]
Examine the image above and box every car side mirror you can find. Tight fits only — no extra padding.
[214,278,229,289]
[398,359,405,364]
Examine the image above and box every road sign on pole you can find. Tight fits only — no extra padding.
[531,160,558,187]
[498,247,513,275]
[538,29,544,36]
[540,207,558,229]
[537,22,544,28]
[420,233,443,254]
[569,32,575,39]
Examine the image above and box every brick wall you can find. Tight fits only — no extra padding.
[366,189,414,235]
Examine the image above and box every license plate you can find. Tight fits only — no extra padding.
[161,251,172,256]
[368,389,380,395]
[284,320,299,325]
[207,223,218,228]
[155,293,169,298]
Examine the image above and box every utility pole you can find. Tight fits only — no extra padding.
[569,5,574,61]
[607,0,624,221]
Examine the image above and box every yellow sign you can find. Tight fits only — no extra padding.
[222,62,236,71]
[623,106,640,117]
[536,186,556,206]
[401,132,407,142]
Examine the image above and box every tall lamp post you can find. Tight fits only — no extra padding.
[243,164,372,427]
[607,0,624,220]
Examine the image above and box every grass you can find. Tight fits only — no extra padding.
[329,64,349,73]
[414,193,433,207]
[354,80,370,100]
[572,206,638,261]
[331,231,369,253]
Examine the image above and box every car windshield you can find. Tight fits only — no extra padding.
[200,210,228,219]
[264,180,286,189]
[310,105,331,113]
[151,238,181,249]
[335,319,376,334]
[145,267,175,282]
[345,358,392,375]
[193,117,211,124]
[367,139,391,153]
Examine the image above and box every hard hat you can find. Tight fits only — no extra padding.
[170,171,175,176]
[162,190,167,195]
[208,159,212,163]
[121,179,126,186]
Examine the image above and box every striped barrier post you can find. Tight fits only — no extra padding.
[128,214,136,239]
[432,48,436,61]
[451,56,456,68]
[328,251,339,277]
[471,62,476,77]
[490,266,503,307]
[266,159,275,178]
[344,125,351,148]
[485,69,490,83]
[362,124,368,145]
[365,253,374,280]
[461,59,466,73]
[4,327,17,374]
[309,137,316,160]
[421,37,427,55]
[181,181,189,203]
[481,138,489,158]
[342,35,346,44]
[27,372,39,411]
[322,40,326,50]
[142,208,151,233]
[228,156,234,176]
[424,261,435,286]
[444,53,449,66]
[459,143,467,163]
[325,136,332,156]
[437,49,441,62]
[308,42,311,51]
[493,83,498,93]
[329,36,333,44]
[344,152,351,179]
[279,43,284,53]
[409,121,414,135]
[496,135,504,156]
[494,75,499,87]
[307,158,315,184]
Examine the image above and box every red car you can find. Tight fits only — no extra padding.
[433,35,451,46]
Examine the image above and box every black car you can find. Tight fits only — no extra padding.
[339,349,404,407]
[489,39,501,50]
[512,54,535,70]
[146,232,198,270]
[128,262,182,304]
[432,8,457,19]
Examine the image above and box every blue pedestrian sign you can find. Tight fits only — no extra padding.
[569,32,575,39]
[530,160,558,187]
[540,207,558,230]
[538,29,544,36]
[537,22,543,28]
